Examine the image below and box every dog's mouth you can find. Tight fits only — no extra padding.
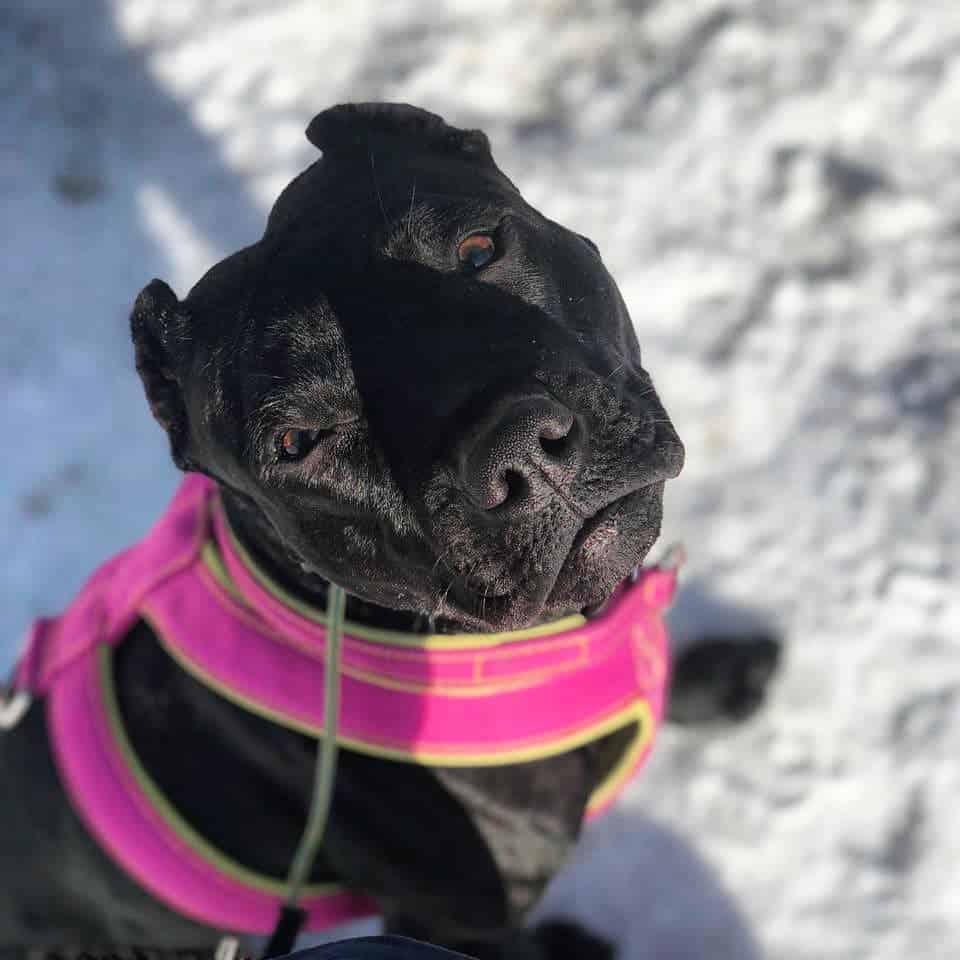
[438,484,665,631]
[283,478,667,633]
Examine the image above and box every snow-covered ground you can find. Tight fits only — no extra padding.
[2,1,958,957]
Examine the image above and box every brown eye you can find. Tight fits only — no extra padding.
[278,428,318,462]
[457,233,496,270]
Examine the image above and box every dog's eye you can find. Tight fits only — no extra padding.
[457,234,496,270]
[278,428,320,462]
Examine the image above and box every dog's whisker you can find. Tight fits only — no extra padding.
[629,383,656,400]
[369,150,389,228]
[432,577,456,622]
[428,541,462,602]
[428,539,460,582]
[602,362,626,383]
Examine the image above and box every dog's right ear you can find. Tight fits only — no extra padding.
[130,278,192,470]
[306,103,492,162]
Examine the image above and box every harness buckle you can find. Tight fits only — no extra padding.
[0,683,31,731]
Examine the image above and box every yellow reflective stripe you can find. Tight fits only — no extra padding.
[181,571,592,697]
[338,700,654,767]
[586,709,649,813]
[212,506,586,649]
[146,609,652,768]
[200,541,246,604]
[97,645,342,899]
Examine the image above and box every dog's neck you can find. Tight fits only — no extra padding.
[219,485,439,634]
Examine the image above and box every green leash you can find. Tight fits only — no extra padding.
[263,582,347,958]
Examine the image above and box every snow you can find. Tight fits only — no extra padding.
[2,1,957,957]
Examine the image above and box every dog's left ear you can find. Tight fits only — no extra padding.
[130,278,193,470]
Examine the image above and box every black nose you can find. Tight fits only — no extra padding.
[457,394,585,511]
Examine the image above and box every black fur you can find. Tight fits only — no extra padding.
[0,104,779,960]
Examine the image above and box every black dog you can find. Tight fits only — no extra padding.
[0,104,778,960]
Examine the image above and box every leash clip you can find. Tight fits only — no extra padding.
[0,684,31,731]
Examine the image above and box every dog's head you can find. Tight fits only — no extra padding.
[132,103,683,631]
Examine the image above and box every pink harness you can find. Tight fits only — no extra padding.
[9,475,675,935]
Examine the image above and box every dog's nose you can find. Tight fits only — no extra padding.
[457,395,584,511]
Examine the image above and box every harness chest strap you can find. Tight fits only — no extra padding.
[146,564,671,770]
